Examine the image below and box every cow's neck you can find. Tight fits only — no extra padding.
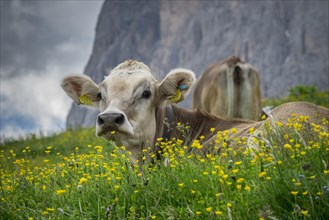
[155,104,255,145]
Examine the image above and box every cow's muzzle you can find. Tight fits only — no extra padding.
[96,111,134,137]
[97,113,125,127]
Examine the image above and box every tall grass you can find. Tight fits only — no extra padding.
[1,114,328,219]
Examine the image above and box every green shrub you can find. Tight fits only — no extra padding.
[263,85,329,108]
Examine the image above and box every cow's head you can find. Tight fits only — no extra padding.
[62,60,195,153]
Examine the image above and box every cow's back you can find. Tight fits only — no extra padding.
[270,101,329,124]
[193,56,262,120]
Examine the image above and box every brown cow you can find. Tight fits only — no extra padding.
[193,56,263,120]
[62,60,328,160]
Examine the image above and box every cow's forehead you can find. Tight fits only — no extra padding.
[99,60,155,88]
[100,69,157,94]
[110,68,155,79]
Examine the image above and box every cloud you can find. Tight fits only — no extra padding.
[1,0,103,78]
[0,66,71,139]
[0,0,103,139]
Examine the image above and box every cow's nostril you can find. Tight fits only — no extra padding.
[98,113,125,127]
[97,115,104,125]
[115,114,125,125]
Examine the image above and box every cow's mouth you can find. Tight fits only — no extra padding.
[96,129,116,137]
[96,126,134,139]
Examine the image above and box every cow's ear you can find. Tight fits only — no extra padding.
[61,75,99,107]
[158,68,196,103]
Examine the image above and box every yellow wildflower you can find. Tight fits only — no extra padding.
[79,177,88,185]
[215,210,223,215]
[191,140,203,149]
[258,171,266,178]
[231,128,238,133]
[205,207,212,212]
[232,169,239,173]
[56,189,66,195]
[301,210,309,216]
[291,191,298,196]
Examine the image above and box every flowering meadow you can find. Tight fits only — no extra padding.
[1,114,329,219]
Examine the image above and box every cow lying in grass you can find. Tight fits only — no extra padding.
[62,60,329,160]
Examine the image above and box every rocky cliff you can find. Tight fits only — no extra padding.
[66,0,329,128]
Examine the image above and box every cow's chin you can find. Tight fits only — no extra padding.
[96,120,134,138]
[96,128,134,140]
[96,125,140,146]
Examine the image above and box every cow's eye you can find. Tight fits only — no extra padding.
[97,92,102,101]
[141,90,151,99]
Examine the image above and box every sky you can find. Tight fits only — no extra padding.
[0,0,104,140]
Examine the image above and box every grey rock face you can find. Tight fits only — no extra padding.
[66,0,328,129]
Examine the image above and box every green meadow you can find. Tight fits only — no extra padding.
[1,85,328,219]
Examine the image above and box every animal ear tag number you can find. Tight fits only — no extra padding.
[79,95,93,106]
[169,84,188,103]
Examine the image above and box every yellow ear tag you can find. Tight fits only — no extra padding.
[169,89,182,103]
[79,95,93,106]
